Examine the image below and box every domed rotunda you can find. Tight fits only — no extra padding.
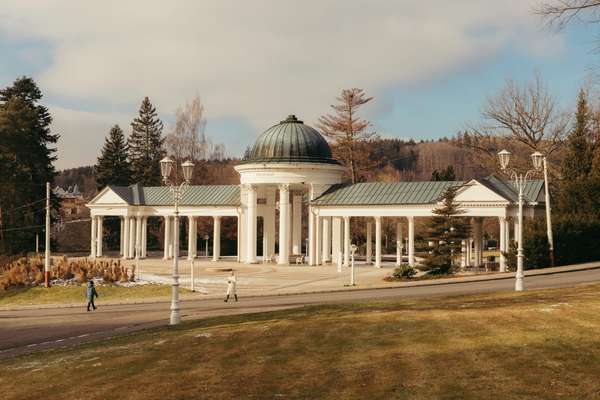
[235,115,345,264]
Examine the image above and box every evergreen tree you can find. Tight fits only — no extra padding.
[421,186,470,274]
[95,125,131,190]
[562,89,594,179]
[0,76,58,254]
[128,97,165,185]
[557,89,598,216]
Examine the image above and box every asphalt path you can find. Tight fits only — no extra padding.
[2,267,600,359]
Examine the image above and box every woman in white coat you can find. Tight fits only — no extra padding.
[224,271,238,302]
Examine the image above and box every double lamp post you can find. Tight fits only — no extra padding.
[497,149,545,292]
[160,156,195,325]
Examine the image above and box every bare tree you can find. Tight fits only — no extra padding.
[474,74,569,158]
[538,1,600,27]
[318,88,375,183]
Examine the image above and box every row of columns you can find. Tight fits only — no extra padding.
[91,215,224,261]
[312,216,416,268]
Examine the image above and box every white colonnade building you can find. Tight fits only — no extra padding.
[87,115,546,271]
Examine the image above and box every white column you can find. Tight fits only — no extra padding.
[119,217,124,256]
[141,217,147,258]
[308,208,315,265]
[96,216,103,257]
[163,216,170,260]
[343,216,350,267]
[396,222,403,266]
[375,216,382,268]
[169,217,175,258]
[315,214,322,265]
[467,239,473,267]
[366,221,372,265]
[331,217,342,265]
[122,215,129,259]
[237,211,242,262]
[278,184,289,265]
[514,219,520,247]
[408,216,415,266]
[461,240,467,268]
[292,194,302,255]
[213,216,221,261]
[322,217,331,263]
[246,185,257,263]
[474,218,483,267]
[135,216,142,258]
[90,215,97,258]
[499,216,507,272]
[128,217,136,259]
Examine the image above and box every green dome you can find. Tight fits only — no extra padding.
[243,115,339,164]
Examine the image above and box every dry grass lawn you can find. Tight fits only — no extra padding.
[0,284,182,307]
[2,285,600,399]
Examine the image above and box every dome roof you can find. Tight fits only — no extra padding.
[243,115,338,164]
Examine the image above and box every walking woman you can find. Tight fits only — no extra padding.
[86,280,99,311]
[224,271,238,302]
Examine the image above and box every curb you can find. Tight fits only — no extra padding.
[2,262,600,312]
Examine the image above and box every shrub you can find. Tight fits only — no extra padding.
[392,264,417,280]
[505,216,600,270]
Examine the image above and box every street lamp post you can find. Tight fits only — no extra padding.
[160,157,194,325]
[497,149,543,291]
[542,156,555,267]
[350,244,358,286]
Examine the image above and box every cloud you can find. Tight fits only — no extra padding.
[0,0,561,168]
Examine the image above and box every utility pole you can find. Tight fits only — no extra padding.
[44,182,50,288]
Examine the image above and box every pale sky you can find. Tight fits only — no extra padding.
[0,1,597,169]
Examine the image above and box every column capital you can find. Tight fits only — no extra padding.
[213,215,221,221]
[343,215,350,222]
[374,216,381,222]
[278,183,290,192]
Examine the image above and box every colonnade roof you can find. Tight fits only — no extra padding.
[104,184,240,206]
[311,176,545,206]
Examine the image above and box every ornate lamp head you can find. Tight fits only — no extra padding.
[181,160,195,183]
[498,149,511,170]
[160,156,174,183]
[531,151,544,172]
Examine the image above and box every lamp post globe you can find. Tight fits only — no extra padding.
[531,151,544,172]
[160,156,174,182]
[498,149,511,170]
[182,160,195,183]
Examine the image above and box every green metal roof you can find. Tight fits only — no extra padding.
[311,181,463,206]
[311,177,545,206]
[107,184,240,206]
[241,115,339,165]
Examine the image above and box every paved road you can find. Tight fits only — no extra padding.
[2,268,600,359]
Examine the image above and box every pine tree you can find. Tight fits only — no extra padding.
[563,89,594,179]
[421,186,470,274]
[95,125,131,190]
[0,76,58,254]
[128,97,165,186]
[557,88,598,215]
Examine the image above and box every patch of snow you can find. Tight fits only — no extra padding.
[154,339,167,345]
[194,333,212,338]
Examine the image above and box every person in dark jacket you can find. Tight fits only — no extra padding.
[86,281,99,311]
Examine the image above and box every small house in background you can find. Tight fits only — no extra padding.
[54,185,86,217]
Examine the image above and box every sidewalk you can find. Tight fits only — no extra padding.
[3,260,600,311]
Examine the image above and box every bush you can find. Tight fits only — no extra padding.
[505,216,600,270]
[392,264,417,280]
[0,256,135,290]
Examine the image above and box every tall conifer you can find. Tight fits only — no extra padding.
[95,125,131,190]
[128,97,165,185]
[0,77,58,253]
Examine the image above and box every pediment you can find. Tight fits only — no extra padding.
[454,180,510,203]
[88,186,129,205]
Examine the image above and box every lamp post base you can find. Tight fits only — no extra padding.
[515,274,524,291]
